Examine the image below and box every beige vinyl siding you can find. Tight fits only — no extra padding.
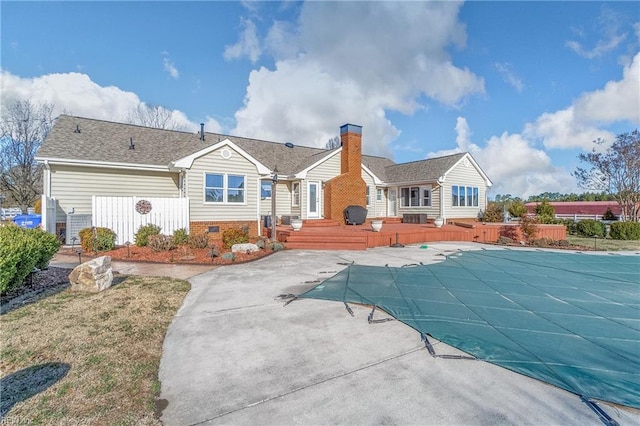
[443,158,487,219]
[303,153,341,219]
[187,147,260,221]
[362,169,385,218]
[50,165,179,218]
[259,181,293,217]
[396,184,440,219]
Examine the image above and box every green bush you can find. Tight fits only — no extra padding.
[222,227,249,249]
[557,218,577,235]
[576,219,606,238]
[148,234,176,251]
[188,232,209,249]
[0,225,60,294]
[172,228,189,246]
[78,227,117,252]
[135,224,162,247]
[481,202,504,223]
[534,200,555,218]
[609,221,640,240]
[507,200,527,218]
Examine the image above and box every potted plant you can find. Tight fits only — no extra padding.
[434,217,444,228]
[371,219,383,232]
[290,219,303,231]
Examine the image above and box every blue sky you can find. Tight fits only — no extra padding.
[2,1,638,198]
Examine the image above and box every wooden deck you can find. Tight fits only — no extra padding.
[271,219,567,250]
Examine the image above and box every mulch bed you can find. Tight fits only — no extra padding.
[57,244,274,265]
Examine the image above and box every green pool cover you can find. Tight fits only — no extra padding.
[300,250,640,408]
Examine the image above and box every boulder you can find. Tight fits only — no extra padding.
[231,243,260,253]
[69,256,113,292]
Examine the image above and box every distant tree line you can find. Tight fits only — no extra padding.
[495,192,616,204]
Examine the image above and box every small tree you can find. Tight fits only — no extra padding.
[519,215,538,241]
[534,199,556,224]
[574,130,640,221]
[508,200,527,218]
[481,202,504,222]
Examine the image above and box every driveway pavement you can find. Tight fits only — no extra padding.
[158,243,639,425]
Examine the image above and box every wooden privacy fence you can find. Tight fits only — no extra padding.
[92,196,189,246]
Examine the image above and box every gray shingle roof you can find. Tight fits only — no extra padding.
[384,153,467,183]
[38,116,480,184]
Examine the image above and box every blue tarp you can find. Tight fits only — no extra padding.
[13,214,42,229]
[300,250,640,408]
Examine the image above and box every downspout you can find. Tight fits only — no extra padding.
[43,160,51,198]
[437,176,445,221]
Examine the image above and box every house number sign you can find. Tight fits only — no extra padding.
[135,199,152,215]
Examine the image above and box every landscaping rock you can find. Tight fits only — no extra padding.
[231,243,260,254]
[69,256,113,292]
[222,253,236,261]
[271,242,285,252]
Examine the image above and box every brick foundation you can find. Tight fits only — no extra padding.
[189,220,259,242]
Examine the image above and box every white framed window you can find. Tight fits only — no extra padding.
[291,182,300,207]
[376,188,383,202]
[366,186,371,206]
[205,173,246,204]
[401,186,431,207]
[422,188,431,207]
[452,185,479,207]
[260,180,272,199]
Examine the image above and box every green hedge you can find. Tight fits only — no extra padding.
[135,224,161,247]
[609,221,640,240]
[0,225,60,294]
[78,227,117,252]
[576,219,606,238]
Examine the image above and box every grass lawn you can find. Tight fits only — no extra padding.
[566,235,640,251]
[0,275,190,425]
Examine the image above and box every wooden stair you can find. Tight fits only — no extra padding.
[280,232,368,250]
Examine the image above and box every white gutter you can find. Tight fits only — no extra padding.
[437,176,445,220]
[35,157,169,172]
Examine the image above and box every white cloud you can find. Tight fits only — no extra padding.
[495,62,524,93]
[565,7,629,59]
[162,51,179,79]
[224,18,262,63]
[232,2,484,155]
[0,70,218,133]
[523,52,639,150]
[428,117,578,198]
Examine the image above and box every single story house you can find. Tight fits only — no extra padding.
[36,115,492,243]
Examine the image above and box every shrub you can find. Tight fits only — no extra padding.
[497,236,513,245]
[534,200,555,218]
[557,218,577,235]
[602,208,618,221]
[78,227,117,252]
[507,200,527,218]
[609,221,640,240]
[519,215,538,241]
[148,234,176,251]
[576,219,605,238]
[481,202,504,223]
[172,228,189,246]
[222,227,249,249]
[135,224,161,247]
[0,225,60,294]
[188,232,209,249]
[499,225,518,241]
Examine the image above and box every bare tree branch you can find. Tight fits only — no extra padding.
[573,130,640,221]
[0,100,54,212]
[126,103,185,130]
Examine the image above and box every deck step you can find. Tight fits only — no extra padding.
[280,232,367,250]
[302,219,341,227]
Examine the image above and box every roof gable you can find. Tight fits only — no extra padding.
[172,139,271,174]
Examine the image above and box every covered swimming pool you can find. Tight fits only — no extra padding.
[301,250,640,410]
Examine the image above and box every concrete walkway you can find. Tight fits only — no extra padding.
[157,243,639,425]
[50,252,216,280]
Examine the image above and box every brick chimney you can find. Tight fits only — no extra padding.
[323,124,367,224]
